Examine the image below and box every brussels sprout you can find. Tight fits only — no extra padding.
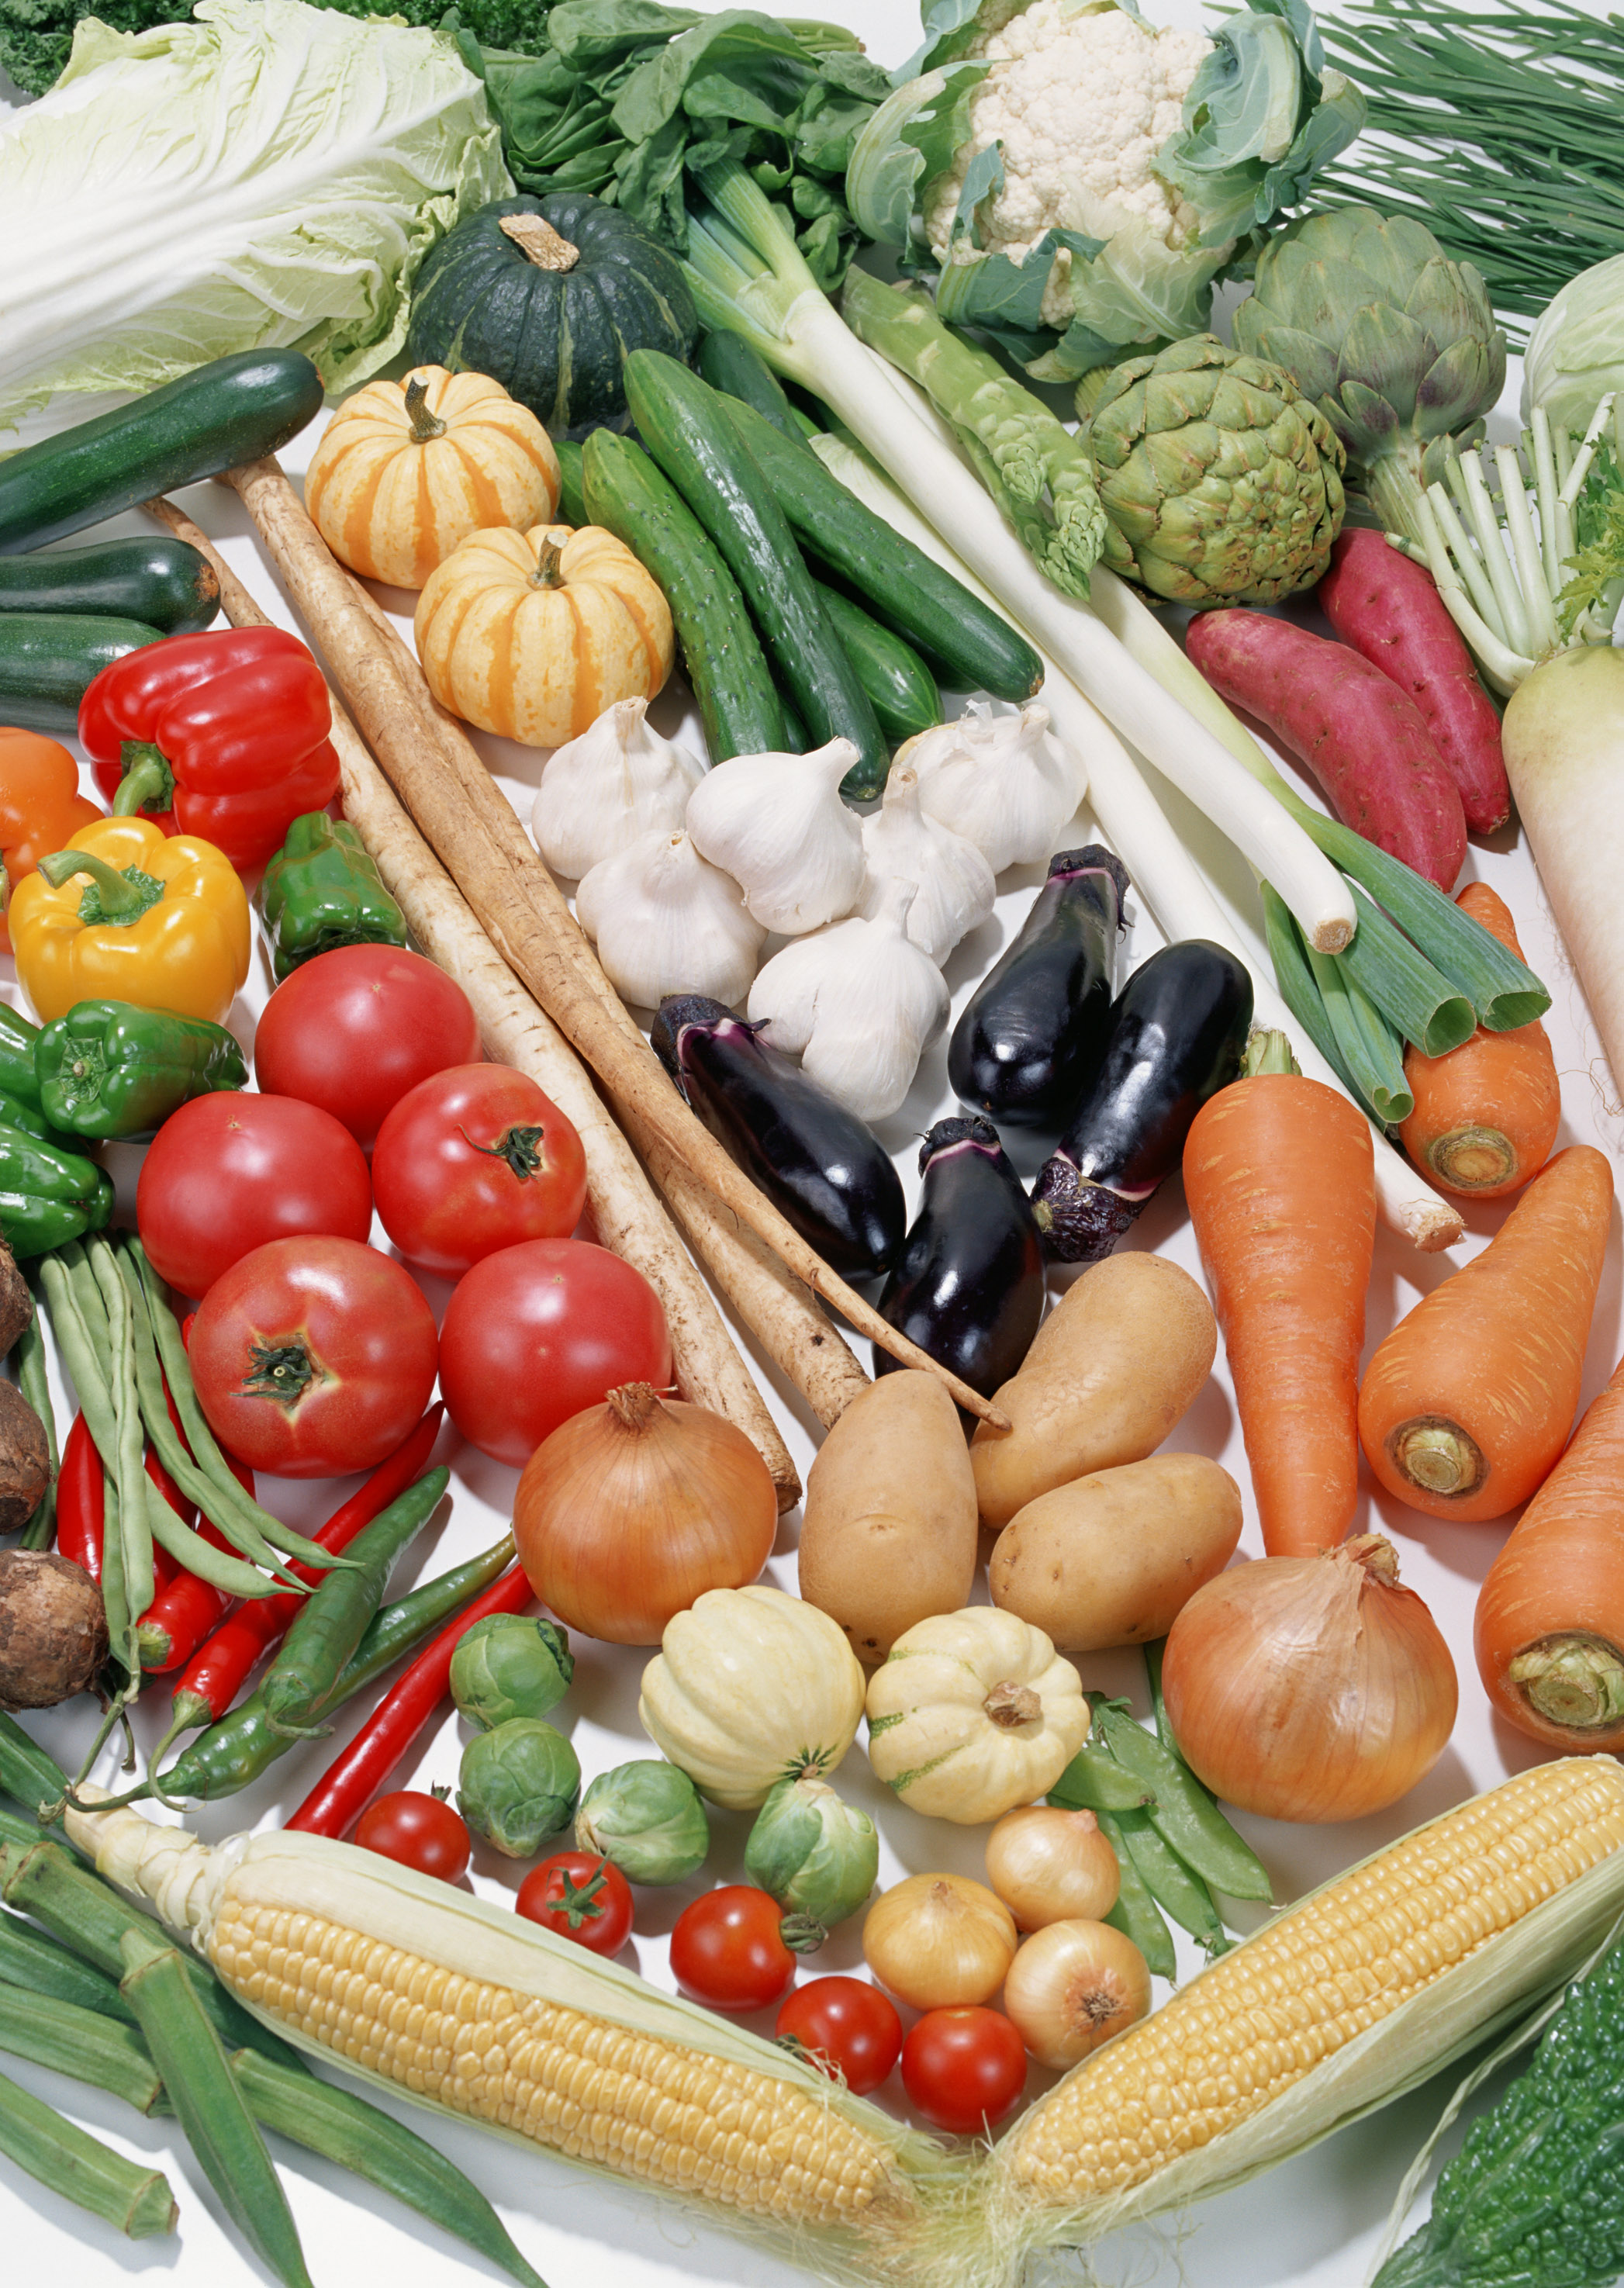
[575,1760,710,1886]
[457,1718,581,1858]
[742,1775,878,1930]
[450,1614,573,1731]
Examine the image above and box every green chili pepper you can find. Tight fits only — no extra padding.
[1094,1807,1177,1980]
[1048,1737,1156,1815]
[260,812,408,980]
[36,1000,247,1139]
[0,2062,177,2238]
[0,1122,112,1256]
[0,1899,133,2020]
[0,1977,166,2115]
[261,1467,449,1737]
[1090,1695,1273,1903]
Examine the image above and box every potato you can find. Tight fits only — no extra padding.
[989,1454,1242,1652]
[798,1370,977,1663]
[971,1253,1216,1528]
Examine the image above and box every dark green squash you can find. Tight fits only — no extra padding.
[404,193,700,441]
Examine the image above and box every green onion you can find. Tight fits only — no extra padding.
[1339,886,1477,1056]
[0,2063,176,2238]
[1308,942,1413,1127]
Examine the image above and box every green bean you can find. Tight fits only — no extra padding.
[1090,1696,1272,1902]
[0,2062,177,2238]
[120,1924,314,2288]
[0,1977,166,2113]
[0,1900,134,2019]
[1112,1806,1231,1956]
[91,1236,155,1632]
[1094,1807,1176,1979]
[13,1312,58,1550]
[1047,1737,1156,1815]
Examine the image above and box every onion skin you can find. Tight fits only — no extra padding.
[1161,1535,1457,1823]
[1003,1919,1151,2069]
[513,1384,777,1645]
[862,1872,1016,2010]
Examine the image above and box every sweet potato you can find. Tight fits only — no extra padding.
[1318,530,1510,835]
[797,1370,977,1662]
[971,1253,1216,1529]
[1186,607,1467,891]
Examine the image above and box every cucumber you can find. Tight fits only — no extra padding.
[582,430,786,765]
[553,437,587,528]
[623,351,889,800]
[0,615,165,733]
[0,537,218,634]
[696,335,803,440]
[0,351,324,555]
[713,392,1045,703]
[816,583,941,742]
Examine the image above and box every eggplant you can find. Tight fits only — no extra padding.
[651,994,906,1281]
[1031,940,1253,1263]
[948,845,1130,1129]
[874,1116,1045,1398]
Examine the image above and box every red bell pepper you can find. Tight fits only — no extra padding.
[78,627,340,872]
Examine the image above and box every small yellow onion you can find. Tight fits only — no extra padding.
[1162,1533,1458,1823]
[984,1806,1121,1931]
[1002,1920,1151,2069]
[861,1872,1016,2010]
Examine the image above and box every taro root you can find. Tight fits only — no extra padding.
[0,1548,108,1709]
[0,1380,49,1535]
[0,1238,29,1358]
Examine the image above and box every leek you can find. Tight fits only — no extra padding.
[1263,888,1411,1127]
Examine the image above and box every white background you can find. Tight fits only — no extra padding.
[4,3,1622,2286]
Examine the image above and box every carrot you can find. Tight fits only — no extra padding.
[1398,883,1560,1198]
[1474,1350,1624,1754]
[1318,528,1511,835]
[1358,1144,1613,1522]
[1183,1036,1376,1557]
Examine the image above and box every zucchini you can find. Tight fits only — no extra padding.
[622,351,888,800]
[0,538,218,634]
[582,430,786,765]
[0,615,164,734]
[713,392,1045,704]
[0,351,323,555]
[553,437,587,529]
[816,583,941,741]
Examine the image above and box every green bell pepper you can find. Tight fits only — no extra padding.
[260,812,407,981]
[35,1001,247,1139]
[0,1089,73,1148]
[0,1124,113,1256]
[0,1007,44,1116]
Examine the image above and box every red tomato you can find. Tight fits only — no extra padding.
[371,1065,588,1276]
[670,1887,795,2013]
[254,946,481,1148]
[137,1094,372,1299]
[516,1853,634,1955]
[189,1236,439,1478]
[900,2008,1028,2136]
[776,1979,903,2096]
[438,1239,672,1467]
[354,1791,470,1883]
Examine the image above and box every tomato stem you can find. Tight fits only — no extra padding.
[240,1341,320,1405]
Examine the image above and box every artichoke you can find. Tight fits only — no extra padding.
[457,1718,581,1858]
[1080,334,1346,607]
[575,1760,710,1886]
[1232,206,1506,541]
[450,1614,573,1732]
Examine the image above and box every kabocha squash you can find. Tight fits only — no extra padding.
[302,367,559,590]
[414,523,674,749]
[405,194,700,440]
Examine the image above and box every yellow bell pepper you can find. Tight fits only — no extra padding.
[9,816,251,1025]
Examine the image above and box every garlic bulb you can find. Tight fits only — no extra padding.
[531,698,704,880]
[685,738,866,935]
[576,828,764,1011]
[857,767,996,963]
[748,873,949,1122]
[902,700,1086,876]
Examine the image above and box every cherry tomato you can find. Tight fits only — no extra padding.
[354,1791,471,1883]
[438,1239,672,1467]
[516,1852,635,1956]
[189,1236,439,1478]
[776,1978,903,2096]
[900,2008,1028,2136]
[254,945,481,1149]
[137,1093,373,1299]
[670,1887,795,2013]
[371,1065,588,1276]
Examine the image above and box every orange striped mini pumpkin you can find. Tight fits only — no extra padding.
[304,365,560,589]
[414,522,674,748]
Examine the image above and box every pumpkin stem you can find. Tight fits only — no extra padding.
[403,375,447,444]
[500,213,581,274]
[532,537,567,589]
[983,1681,1043,1729]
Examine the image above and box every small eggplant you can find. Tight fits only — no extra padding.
[874,1116,1045,1398]
[948,845,1130,1129]
[651,994,906,1281]
[1031,940,1253,1263]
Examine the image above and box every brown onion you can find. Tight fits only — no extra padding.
[513,1383,776,1643]
[862,1872,1018,2010]
[1003,1920,1151,2068]
[984,1806,1121,1930]
[1161,1535,1457,1823]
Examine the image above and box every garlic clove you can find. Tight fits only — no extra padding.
[902,700,1087,877]
[685,737,867,935]
[531,696,705,881]
[576,826,764,1011]
[858,766,997,963]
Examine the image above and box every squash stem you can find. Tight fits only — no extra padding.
[403,375,447,443]
[531,537,565,589]
[1508,1635,1624,1731]
[499,213,579,273]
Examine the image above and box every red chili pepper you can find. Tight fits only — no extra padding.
[57,1408,184,1592]
[78,627,339,870]
[285,1561,534,1839]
